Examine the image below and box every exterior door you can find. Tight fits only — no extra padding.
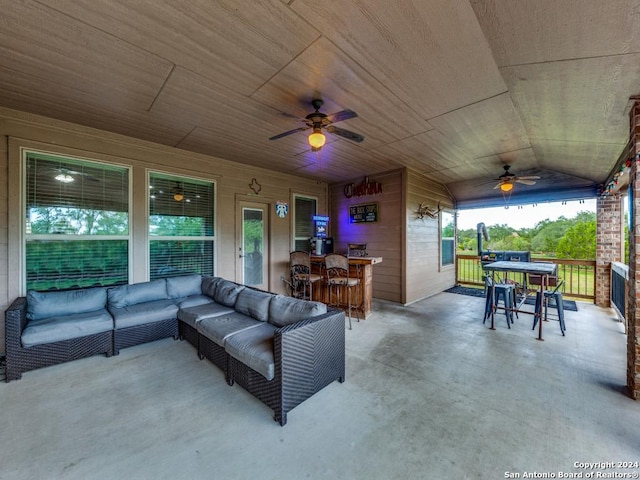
[236,201,269,290]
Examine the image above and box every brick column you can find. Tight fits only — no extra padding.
[595,195,624,307]
[627,100,640,399]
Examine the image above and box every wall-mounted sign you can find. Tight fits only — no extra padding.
[349,203,378,223]
[313,215,329,238]
[344,176,383,198]
[275,201,288,218]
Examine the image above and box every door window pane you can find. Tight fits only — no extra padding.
[243,208,264,286]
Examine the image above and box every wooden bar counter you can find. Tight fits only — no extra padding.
[310,255,383,318]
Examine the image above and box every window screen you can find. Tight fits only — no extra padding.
[441,211,455,267]
[294,196,317,252]
[25,151,129,291]
[149,172,215,279]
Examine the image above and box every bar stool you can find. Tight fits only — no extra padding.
[289,251,322,301]
[533,280,566,335]
[483,275,515,328]
[325,253,360,329]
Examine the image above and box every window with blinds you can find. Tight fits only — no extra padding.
[293,195,317,252]
[149,172,215,279]
[24,151,130,291]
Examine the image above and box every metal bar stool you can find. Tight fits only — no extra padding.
[483,275,516,328]
[533,280,566,336]
[289,251,322,301]
[325,253,360,329]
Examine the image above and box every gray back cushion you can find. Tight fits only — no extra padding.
[27,287,107,321]
[166,274,202,299]
[234,288,273,322]
[108,279,168,309]
[268,295,327,327]
[213,280,245,307]
[201,276,224,298]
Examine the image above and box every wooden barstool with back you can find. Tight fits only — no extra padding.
[325,253,360,329]
[289,251,322,301]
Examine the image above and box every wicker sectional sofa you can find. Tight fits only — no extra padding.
[4,275,346,425]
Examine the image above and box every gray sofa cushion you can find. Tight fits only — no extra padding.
[176,294,214,309]
[22,309,113,347]
[110,299,178,330]
[213,280,245,307]
[197,312,263,347]
[225,323,278,381]
[268,295,327,327]
[234,288,273,322]
[166,274,202,299]
[201,276,224,298]
[178,303,235,328]
[26,287,107,321]
[108,280,168,309]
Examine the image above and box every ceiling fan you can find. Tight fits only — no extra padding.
[493,165,540,192]
[269,99,365,150]
[36,165,100,184]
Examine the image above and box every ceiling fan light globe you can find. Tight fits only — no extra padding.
[55,173,74,183]
[500,182,514,192]
[308,131,326,149]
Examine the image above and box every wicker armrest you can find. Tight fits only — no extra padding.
[274,308,346,379]
[5,297,28,352]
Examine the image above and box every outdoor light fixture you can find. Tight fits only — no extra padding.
[173,182,184,202]
[55,173,74,183]
[500,182,513,192]
[308,128,326,149]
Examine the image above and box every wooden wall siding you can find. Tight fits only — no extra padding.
[329,170,403,303]
[404,169,455,304]
[0,133,8,347]
[0,108,328,352]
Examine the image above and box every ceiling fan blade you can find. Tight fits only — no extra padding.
[325,109,358,124]
[325,125,365,143]
[269,126,310,141]
[516,175,540,180]
[515,179,537,185]
[493,182,503,189]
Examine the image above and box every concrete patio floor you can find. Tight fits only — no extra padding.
[1,292,638,480]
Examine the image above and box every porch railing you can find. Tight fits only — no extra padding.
[456,254,596,301]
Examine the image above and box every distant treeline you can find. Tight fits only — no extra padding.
[454,211,605,260]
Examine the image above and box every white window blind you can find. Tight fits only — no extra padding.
[24,151,129,291]
[294,195,317,251]
[149,172,215,279]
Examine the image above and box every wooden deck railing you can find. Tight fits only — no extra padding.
[456,254,596,301]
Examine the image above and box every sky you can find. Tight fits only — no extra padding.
[456,198,598,230]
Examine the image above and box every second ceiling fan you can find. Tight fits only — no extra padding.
[269,99,365,151]
[494,165,540,192]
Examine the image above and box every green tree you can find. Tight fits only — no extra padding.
[556,220,596,259]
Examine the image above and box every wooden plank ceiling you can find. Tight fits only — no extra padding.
[1,0,639,207]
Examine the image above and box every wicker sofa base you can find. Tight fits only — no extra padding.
[6,331,113,382]
[114,319,179,354]
[186,309,346,426]
[196,331,229,375]
[178,321,199,349]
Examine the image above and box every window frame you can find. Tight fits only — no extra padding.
[291,193,318,252]
[147,170,217,280]
[440,209,455,269]
[21,148,132,292]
